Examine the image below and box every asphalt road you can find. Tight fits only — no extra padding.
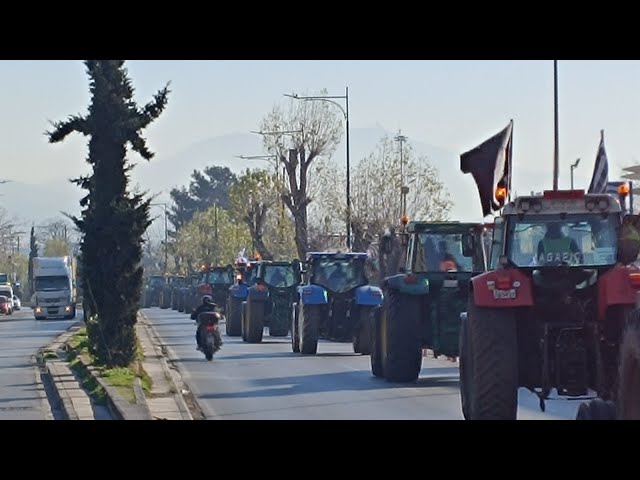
[0,307,77,420]
[143,307,584,420]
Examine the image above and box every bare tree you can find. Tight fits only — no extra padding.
[259,90,343,259]
[311,135,453,253]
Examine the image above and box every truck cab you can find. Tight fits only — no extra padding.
[33,256,76,320]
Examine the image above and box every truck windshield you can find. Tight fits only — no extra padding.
[413,233,474,273]
[506,213,619,267]
[0,274,7,284]
[35,276,70,291]
[312,257,367,293]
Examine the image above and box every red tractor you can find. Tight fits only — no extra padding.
[459,187,640,420]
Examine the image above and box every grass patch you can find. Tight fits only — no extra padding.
[42,351,58,360]
[68,356,108,406]
[64,327,153,405]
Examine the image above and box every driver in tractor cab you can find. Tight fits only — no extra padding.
[327,262,348,289]
[438,240,460,272]
[589,218,615,249]
[268,268,287,287]
[536,222,583,266]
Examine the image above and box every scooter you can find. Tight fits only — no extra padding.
[197,311,223,361]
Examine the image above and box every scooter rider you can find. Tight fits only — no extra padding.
[191,295,217,350]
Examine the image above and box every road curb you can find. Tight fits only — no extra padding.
[39,321,154,420]
[137,310,202,420]
[37,322,84,420]
[79,357,152,420]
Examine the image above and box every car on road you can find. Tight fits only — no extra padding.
[0,295,13,315]
[12,295,21,311]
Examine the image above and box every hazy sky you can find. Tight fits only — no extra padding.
[1,60,639,218]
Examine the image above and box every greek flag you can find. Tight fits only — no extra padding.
[606,181,624,195]
[588,130,608,194]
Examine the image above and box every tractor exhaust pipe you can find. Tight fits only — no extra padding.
[553,60,559,191]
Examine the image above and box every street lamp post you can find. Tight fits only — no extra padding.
[284,88,351,250]
[395,131,408,218]
[150,203,168,274]
[249,127,304,183]
[570,158,580,190]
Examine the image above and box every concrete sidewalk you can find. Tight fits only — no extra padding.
[39,314,195,420]
[136,312,193,420]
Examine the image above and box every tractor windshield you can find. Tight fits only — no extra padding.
[413,233,475,273]
[263,265,297,288]
[208,269,233,284]
[506,213,619,267]
[243,264,258,285]
[312,257,367,293]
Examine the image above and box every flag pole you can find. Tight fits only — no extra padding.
[553,60,559,191]
[508,119,514,203]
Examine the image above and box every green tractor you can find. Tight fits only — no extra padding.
[371,221,492,383]
[241,260,303,343]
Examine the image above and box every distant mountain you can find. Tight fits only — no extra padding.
[0,179,82,227]
[129,126,474,215]
[7,126,555,234]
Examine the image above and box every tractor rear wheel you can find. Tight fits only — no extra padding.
[300,304,321,355]
[576,398,616,420]
[291,303,300,353]
[243,300,264,343]
[468,301,518,420]
[381,289,423,383]
[370,306,384,378]
[617,308,640,420]
[353,306,374,355]
[459,312,472,420]
[226,296,243,337]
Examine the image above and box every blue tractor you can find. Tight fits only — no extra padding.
[291,252,384,355]
[226,260,259,337]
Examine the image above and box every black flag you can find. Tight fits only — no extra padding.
[460,120,513,218]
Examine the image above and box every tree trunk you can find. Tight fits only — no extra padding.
[244,203,273,260]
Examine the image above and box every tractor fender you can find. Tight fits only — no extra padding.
[298,284,328,305]
[354,285,384,306]
[247,284,270,302]
[229,283,249,299]
[383,273,429,296]
[597,264,640,321]
[470,269,534,308]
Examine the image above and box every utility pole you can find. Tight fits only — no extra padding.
[570,158,580,190]
[214,203,219,265]
[150,203,168,274]
[553,60,560,191]
[395,130,408,218]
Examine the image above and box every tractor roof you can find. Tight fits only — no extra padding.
[258,260,300,266]
[407,221,487,234]
[306,252,368,260]
[503,189,623,216]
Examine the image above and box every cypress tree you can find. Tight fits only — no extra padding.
[47,60,170,366]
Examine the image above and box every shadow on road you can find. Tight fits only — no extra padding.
[199,369,460,399]
[0,396,41,403]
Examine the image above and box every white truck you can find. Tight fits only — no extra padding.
[32,256,76,320]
